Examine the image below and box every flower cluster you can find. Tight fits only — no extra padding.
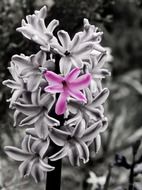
[3,6,110,183]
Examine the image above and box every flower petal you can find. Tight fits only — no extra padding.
[65,68,80,81]
[20,113,41,126]
[5,146,31,161]
[44,70,63,84]
[35,117,49,140]
[31,50,46,68]
[70,56,83,68]
[2,80,21,89]
[32,139,50,159]
[15,102,41,116]
[49,146,68,161]
[65,112,82,126]
[70,74,91,90]
[68,144,79,166]
[39,159,55,172]
[90,88,109,108]
[13,110,21,126]
[27,75,41,92]
[72,120,85,138]
[76,140,89,164]
[69,89,87,102]
[82,121,102,142]
[55,93,68,115]
[10,90,23,107]
[44,84,63,93]
[94,134,101,153]
[39,140,50,158]
[39,92,55,107]
[70,34,80,51]
[59,56,72,75]
[31,162,45,183]
[26,128,38,138]
[44,112,60,126]
[21,135,32,153]
[57,30,71,50]
[19,157,35,177]
[35,6,47,19]
[72,42,93,56]
[50,128,70,146]
[47,19,59,33]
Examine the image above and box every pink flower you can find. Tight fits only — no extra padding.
[44,68,92,115]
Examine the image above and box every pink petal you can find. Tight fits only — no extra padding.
[69,89,87,103]
[65,68,80,81]
[55,93,68,115]
[70,74,92,90]
[44,71,63,84]
[44,84,63,93]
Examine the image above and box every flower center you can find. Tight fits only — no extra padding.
[62,80,67,87]
[62,80,69,91]
[64,51,70,56]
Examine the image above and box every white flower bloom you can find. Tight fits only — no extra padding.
[3,6,110,183]
[85,52,111,93]
[5,135,54,183]
[87,171,106,190]
[17,6,59,51]
[12,51,54,91]
[3,62,25,107]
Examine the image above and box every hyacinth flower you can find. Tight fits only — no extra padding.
[49,120,103,166]
[3,6,111,190]
[17,6,59,51]
[5,135,55,183]
[75,18,106,53]
[14,88,60,127]
[25,125,70,147]
[2,62,25,108]
[66,88,109,126]
[44,68,92,115]
[51,30,95,74]
[85,51,111,93]
[12,51,54,92]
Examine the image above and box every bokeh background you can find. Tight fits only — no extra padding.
[0,0,142,190]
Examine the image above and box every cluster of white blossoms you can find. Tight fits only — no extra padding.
[3,6,111,183]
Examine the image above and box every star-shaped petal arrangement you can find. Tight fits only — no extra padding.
[44,68,92,115]
[12,51,54,92]
[14,88,60,127]
[49,120,103,166]
[5,135,54,183]
[52,30,94,74]
[66,88,109,126]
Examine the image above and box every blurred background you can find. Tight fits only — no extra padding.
[0,0,142,189]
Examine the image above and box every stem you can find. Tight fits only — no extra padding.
[128,149,136,190]
[103,164,113,190]
[45,159,62,190]
[45,53,63,190]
